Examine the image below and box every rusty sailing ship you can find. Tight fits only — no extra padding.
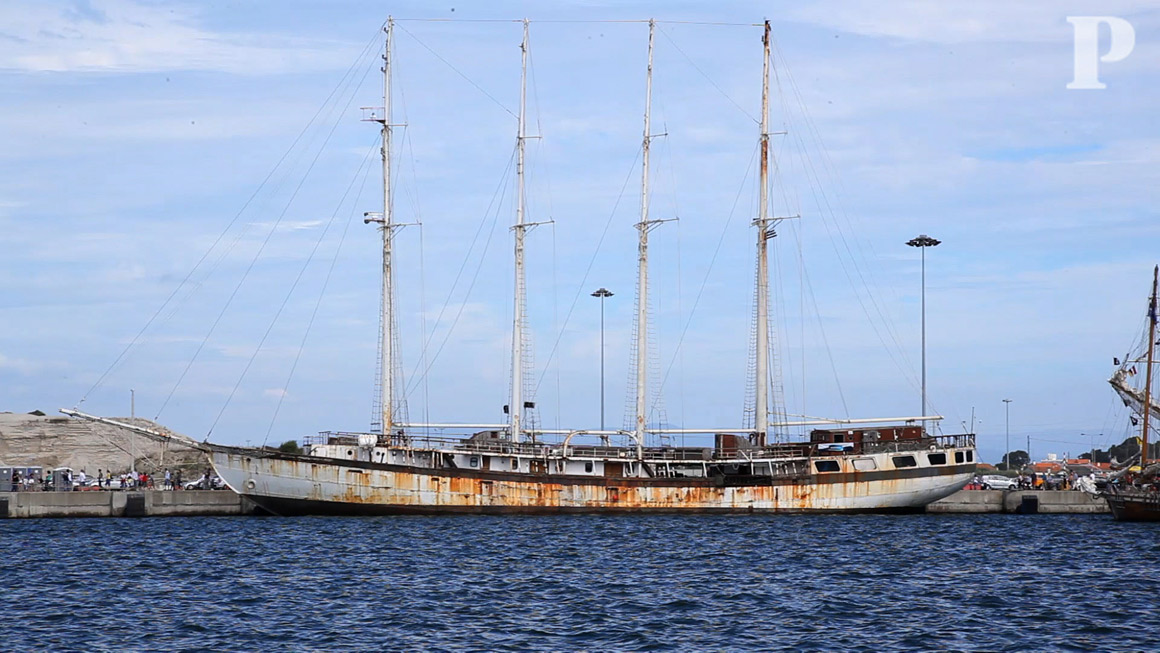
[66,19,976,514]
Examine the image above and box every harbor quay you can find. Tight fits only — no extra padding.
[0,489,259,518]
[926,489,1108,514]
[0,488,1106,518]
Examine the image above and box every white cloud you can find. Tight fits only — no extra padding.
[0,0,355,74]
[784,1,1160,45]
[251,220,325,232]
[0,352,42,374]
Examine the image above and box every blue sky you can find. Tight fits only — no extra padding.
[2,0,1158,464]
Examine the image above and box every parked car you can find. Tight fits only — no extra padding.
[980,474,1017,490]
[185,475,225,490]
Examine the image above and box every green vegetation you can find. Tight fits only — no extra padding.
[278,440,303,455]
[998,450,1029,471]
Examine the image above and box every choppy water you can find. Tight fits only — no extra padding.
[2,514,1157,651]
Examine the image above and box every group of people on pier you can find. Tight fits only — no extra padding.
[6,466,218,492]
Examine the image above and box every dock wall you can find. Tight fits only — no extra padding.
[0,490,254,518]
[927,489,1109,514]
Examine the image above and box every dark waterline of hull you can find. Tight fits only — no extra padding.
[249,494,929,516]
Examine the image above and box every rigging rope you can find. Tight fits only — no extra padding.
[654,145,758,398]
[260,141,380,446]
[658,26,758,124]
[532,147,643,396]
[155,43,381,421]
[211,148,382,438]
[395,23,517,119]
[403,147,517,397]
[76,27,384,408]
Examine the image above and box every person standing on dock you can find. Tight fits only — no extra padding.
[164,469,171,490]
[11,469,20,492]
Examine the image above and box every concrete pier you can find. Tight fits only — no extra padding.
[0,490,256,518]
[927,489,1109,514]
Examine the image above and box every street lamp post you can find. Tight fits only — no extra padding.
[1003,398,1012,469]
[591,288,613,431]
[906,234,940,421]
[130,388,136,475]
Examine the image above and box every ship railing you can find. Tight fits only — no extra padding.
[304,430,975,462]
[848,433,974,456]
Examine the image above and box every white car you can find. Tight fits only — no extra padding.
[184,475,225,490]
[981,474,1018,490]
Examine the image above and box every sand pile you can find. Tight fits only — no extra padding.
[0,410,207,475]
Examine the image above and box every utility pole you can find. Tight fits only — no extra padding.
[591,288,613,431]
[907,234,940,421]
[130,388,136,474]
[1002,398,1011,469]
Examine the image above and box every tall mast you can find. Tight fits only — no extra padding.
[510,19,529,444]
[366,18,396,439]
[632,19,656,460]
[1142,265,1158,466]
[754,19,772,443]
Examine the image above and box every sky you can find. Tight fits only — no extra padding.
[2,0,1158,465]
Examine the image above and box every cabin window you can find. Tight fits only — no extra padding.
[469,456,479,468]
[927,453,947,465]
[892,455,917,468]
[584,462,594,473]
[852,458,877,471]
[511,458,519,470]
[966,451,974,462]
[815,460,840,472]
[955,451,965,464]
[347,450,353,457]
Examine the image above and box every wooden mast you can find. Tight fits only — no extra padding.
[1141,265,1158,466]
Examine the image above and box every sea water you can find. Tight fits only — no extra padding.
[1,513,1156,651]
